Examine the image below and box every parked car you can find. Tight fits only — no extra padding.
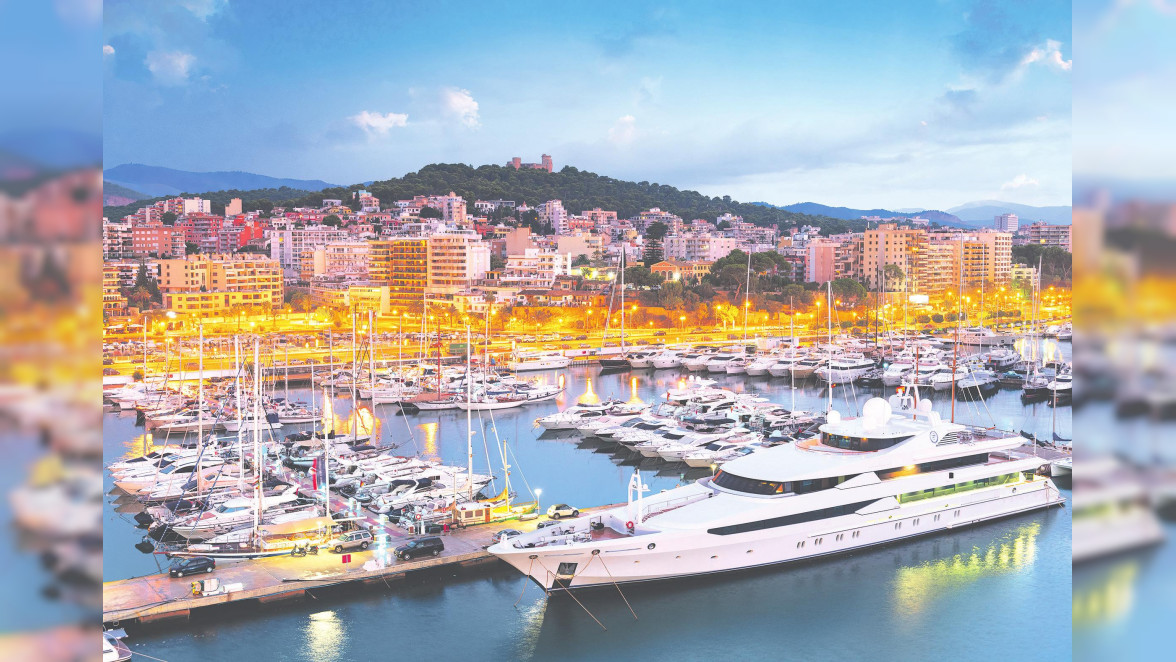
[102,357,113,365]
[576,335,588,340]
[654,330,667,336]
[546,504,580,519]
[395,537,445,560]
[169,556,215,578]
[103,368,120,376]
[493,529,522,543]
[327,529,373,553]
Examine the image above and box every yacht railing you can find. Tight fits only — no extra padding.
[640,491,713,523]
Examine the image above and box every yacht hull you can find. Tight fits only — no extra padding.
[492,480,1063,591]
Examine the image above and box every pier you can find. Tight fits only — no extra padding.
[103,503,620,627]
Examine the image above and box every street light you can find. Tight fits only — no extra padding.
[535,488,543,513]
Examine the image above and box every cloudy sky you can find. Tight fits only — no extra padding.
[103,0,1071,210]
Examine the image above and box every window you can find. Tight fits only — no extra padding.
[708,500,876,536]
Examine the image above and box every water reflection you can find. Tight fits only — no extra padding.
[1073,561,1140,628]
[891,522,1041,620]
[578,377,599,405]
[420,421,439,460]
[627,376,643,404]
[305,609,345,662]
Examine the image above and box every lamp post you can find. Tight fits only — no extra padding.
[535,488,543,515]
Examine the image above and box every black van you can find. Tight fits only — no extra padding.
[394,537,444,560]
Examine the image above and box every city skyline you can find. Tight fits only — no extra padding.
[103,0,1071,210]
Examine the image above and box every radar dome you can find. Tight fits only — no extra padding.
[862,397,893,429]
[826,409,842,425]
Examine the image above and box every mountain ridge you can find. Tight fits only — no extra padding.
[103,163,338,197]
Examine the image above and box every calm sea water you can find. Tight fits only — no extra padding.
[105,347,1073,661]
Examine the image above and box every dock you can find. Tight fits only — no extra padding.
[103,501,621,628]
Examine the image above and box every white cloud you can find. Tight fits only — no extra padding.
[180,0,229,20]
[1001,174,1040,190]
[103,44,115,56]
[608,115,638,145]
[54,0,102,25]
[350,110,409,136]
[441,87,480,128]
[145,51,196,85]
[1021,39,1072,72]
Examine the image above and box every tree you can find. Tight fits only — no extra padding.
[830,278,867,307]
[418,206,443,219]
[645,221,669,242]
[643,238,664,266]
[185,241,200,255]
[882,264,905,292]
[489,254,506,270]
[160,211,177,226]
[572,254,591,267]
[322,214,342,227]
[623,266,665,289]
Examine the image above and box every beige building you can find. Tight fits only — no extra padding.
[159,253,283,313]
[299,241,371,281]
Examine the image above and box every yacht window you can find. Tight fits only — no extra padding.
[821,433,912,452]
[708,499,876,536]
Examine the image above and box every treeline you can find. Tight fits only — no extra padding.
[1011,244,1072,285]
[104,163,869,233]
[102,186,315,220]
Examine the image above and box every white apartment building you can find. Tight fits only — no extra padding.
[501,249,572,288]
[301,241,372,281]
[182,198,211,215]
[269,224,350,276]
[537,200,568,234]
[994,213,1019,233]
[102,219,134,259]
[633,208,684,233]
[427,227,491,296]
[663,232,740,262]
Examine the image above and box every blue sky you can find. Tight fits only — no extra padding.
[103,0,1071,210]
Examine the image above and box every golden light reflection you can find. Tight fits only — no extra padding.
[513,595,548,660]
[305,610,345,662]
[320,387,334,432]
[891,521,1040,619]
[578,377,599,405]
[419,421,439,460]
[628,376,643,405]
[1073,562,1140,628]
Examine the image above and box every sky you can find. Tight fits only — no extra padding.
[103,0,1072,210]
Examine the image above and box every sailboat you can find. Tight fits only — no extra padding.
[599,248,632,370]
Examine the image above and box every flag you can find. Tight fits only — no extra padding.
[309,456,319,491]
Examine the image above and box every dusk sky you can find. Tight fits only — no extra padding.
[103,0,1071,210]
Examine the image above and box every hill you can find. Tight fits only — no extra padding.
[102,180,147,206]
[757,201,964,226]
[103,163,337,197]
[104,163,878,234]
[947,200,1071,225]
[102,186,317,220]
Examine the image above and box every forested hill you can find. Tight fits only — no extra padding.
[103,163,878,234]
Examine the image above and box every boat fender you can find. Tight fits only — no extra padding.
[626,521,634,530]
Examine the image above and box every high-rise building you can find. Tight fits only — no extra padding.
[426,228,491,296]
[269,225,350,276]
[994,213,1019,233]
[1020,222,1072,251]
[537,200,568,234]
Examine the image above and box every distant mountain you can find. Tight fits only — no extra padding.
[103,164,338,197]
[0,128,101,169]
[762,201,964,226]
[102,180,147,206]
[947,200,1071,225]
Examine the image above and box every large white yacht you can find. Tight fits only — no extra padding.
[489,389,1063,590]
[508,352,572,371]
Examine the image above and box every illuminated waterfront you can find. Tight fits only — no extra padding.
[105,360,1072,660]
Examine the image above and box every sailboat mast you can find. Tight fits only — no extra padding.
[197,322,204,452]
[235,335,243,492]
[789,296,796,411]
[252,339,262,534]
[619,249,626,353]
[368,309,376,396]
[284,342,289,402]
[742,250,751,343]
[826,281,833,414]
[466,324,474,500]
[351,308,358,441]
[951,239,963,423]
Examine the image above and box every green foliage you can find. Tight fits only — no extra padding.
[160,211,177,225]
[490,254,506,270]
[645,221,670,241]
[102,186,312,220]
[624,266,665,289]
[642,238,663,266]
[132,369,144,382]
[322,214,342,227]
[916,314,931,324]
[1011,244,1072,285]
[185,241,199,255]
[931,313,944,323]
[418,206,443,219]
[830,278,867,306]
[571,254,591,267]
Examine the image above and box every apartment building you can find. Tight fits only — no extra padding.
[427,227,491,297]
[269,224,350,276]
[994,213,1019,233]
[102,219,134,259]
[427,192,468,224]
[537,200,568,234]
[158,253,284,313]
[369,237,429,307]
[649,259,713,282]
[1020,222,1072,252]
[300,241,372,281]
[663,232,739,262]
[131,223,186,258]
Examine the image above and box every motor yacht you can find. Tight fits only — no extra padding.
[489,389,1063,590]
[508,352,572,372]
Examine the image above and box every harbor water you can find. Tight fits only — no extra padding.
[105,352,1074,661]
